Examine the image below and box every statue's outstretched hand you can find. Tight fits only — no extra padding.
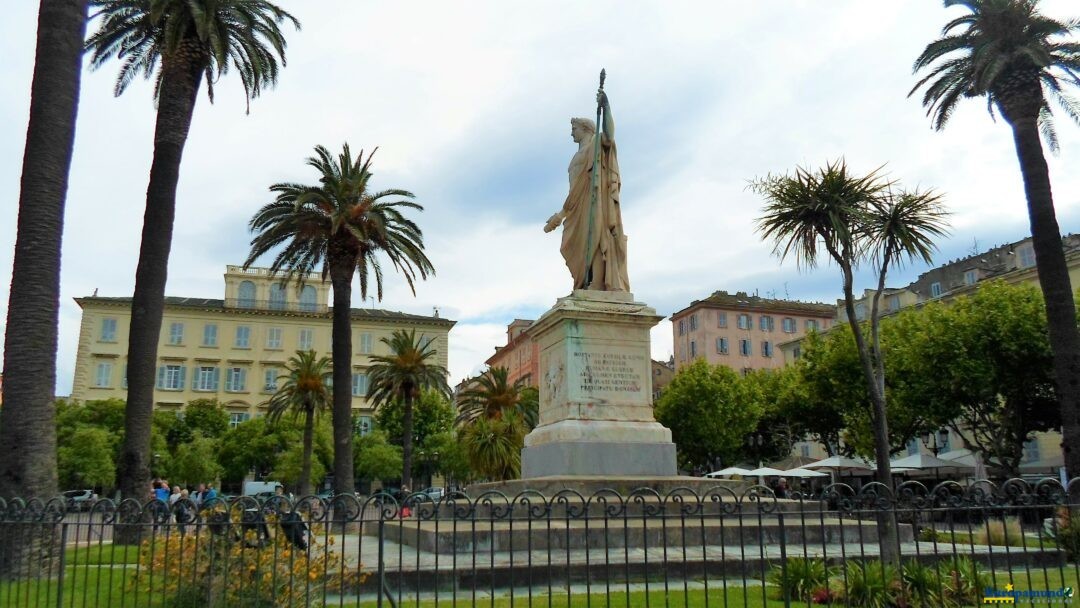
[544,213,562,233]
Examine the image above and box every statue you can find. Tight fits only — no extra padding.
[544,71,630,292]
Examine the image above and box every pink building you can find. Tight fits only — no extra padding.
[670,291,835,374]
[485,319,540,387]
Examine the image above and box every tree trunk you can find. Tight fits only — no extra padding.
[298,408,314,497]
[0,0,86,579]
[402,391,415,491]
[330,267,355,496]
[117,43,205,521]
[1007,116,1080,492]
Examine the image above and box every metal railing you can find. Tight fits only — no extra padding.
[223,298,327,314]
[1,478,1078,607]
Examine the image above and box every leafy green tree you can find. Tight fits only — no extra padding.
[217,417,282,483]
[653,359,760,470]
[170,434,222,487]
[354,431,403,484]
[273,442,327,492]
[741,368,805,465]
[367,329,450,489]
[374,390,455,449]
[425,431,471,484]
[245,144,434,497]
[456,367,539,429]
[0,0,87,508]
[912,1,1080,481]
[181,399,229,438]
[264,351,332,496]
[58,426,116,490]
[85,0,299,504]
[460,410,527,481]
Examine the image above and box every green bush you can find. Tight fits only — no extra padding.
[1049,507,1080,560]
[899,560,944,608]
[767,557,833,601]
[975,517,1023,546]
[937,555,988,606]
[841,561,901,608]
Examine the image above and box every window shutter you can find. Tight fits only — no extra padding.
[239,368,247,391]
[156,366,165,389]
[179,366,187,389]
[213,368,220,391]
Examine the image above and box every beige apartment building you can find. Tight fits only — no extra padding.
[670,291,835,374]
[71,265,455,432]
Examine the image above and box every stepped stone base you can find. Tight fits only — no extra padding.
[467,475,746,498]
[521,440,676,478]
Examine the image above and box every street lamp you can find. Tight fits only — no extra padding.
[920,429,950,456]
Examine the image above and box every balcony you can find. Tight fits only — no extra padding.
[224,297,327,314]
[226,265,322,280]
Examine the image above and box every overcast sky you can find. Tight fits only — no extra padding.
[3,1,1080,393]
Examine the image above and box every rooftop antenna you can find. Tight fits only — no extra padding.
[783,282,790,300]
[433,306,440,319]
[92,287,98,296]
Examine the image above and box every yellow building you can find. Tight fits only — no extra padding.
[71,265,455,432]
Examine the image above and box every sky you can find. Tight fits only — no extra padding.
[2,1,1080,393]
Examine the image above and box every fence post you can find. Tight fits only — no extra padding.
[377,515,386,608]
[778,511,790,608]
[56,523,68,608]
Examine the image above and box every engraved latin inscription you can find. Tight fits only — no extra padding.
[574,351,645,394]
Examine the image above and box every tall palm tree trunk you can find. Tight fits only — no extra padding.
[0,0,86,579]
[330,268,355,496]
[117,42,205,512]
[402,391,415,491]
[298,408,314,497]
[1008,115,1080,488]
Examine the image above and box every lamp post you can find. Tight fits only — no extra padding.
[921,429,950,456]
[747,432,766,485]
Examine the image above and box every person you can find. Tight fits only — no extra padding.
[153,480,170,503]
[775,478,790,499]
[193,483,207,507]
[176,489,193,535]
[168,485,181,506]
[204,484,218,503]
[544,87,630,292]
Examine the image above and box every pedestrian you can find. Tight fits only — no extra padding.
[169,485,181,505]
[775,477,789,499]
[193,483,207,507]
[154,480,170,503]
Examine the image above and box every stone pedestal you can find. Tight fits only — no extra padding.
[521,290,677,478]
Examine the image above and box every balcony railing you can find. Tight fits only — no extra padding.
[224,297,327,314]
[226,265,322,279]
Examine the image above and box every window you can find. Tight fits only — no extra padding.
[357,415,373,437]
[157,365,185,391]
[121,364,128,389]
[299,285,317,312]
[717,312,727,328]
[1023,439,1040,462]
[194,366,219,391]
[266,327,282,349]
[263,368,279,392]
[168,322,184,345]
[805,319,819,332]
[759,315,774,332]
[762,341,773,358]
[792,345,802,359]
[963,269,978,286]
[781,317,795,333]
[739,339,752,356]
[1017,244,1036,269]
[677,319,686,336]
[269,283,286,310]
[94,362,112,388]
[238,281,256,308]
[229,412,250,429]
[689,314,698,331]
[298,328,313,350]
[359,332,373,354]
[235,326,251,348]
[800,444,811,457]
[888,295,901,312]
[203,323,217,347]
[225,367,247,392]
[716,337,729,355]
[352,373,368,396]
[930,282,942,298]
[100,318,117,342]
[690,341,697,357]
[737,314,752,330]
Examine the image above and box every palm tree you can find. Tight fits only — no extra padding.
[85,0,299,503]
[245,144,434,497]
[911,0,1080,483]
[264,351,331,497]
[753,160,949,564]
[456,367,539,429]
[367,329,450,490]
[460,410,527,481]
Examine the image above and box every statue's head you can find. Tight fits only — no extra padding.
[570,117,596,143]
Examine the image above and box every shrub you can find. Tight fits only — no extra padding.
[917,526,940,543]
[937,555,988,607]
[1048,507,1080,560]
[767,557,833,601]
[899,560,944,608]
[974,517,1023,546]
[841,560,901,608]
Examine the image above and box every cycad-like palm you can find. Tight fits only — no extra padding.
[85,0,299,503]
[366,329,449,490]
[460,410,527,481]
[245,144,434,497]
[456,367,539,429]
[911,0,1080,481]
[264,351,332,497]
[754,161,948,564]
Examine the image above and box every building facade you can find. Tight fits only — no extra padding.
[485,319,540,387]
[71,265,454,431]
[651,358,675,401]
[670,291,835,373]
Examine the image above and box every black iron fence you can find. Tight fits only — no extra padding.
[1,478,1079,607]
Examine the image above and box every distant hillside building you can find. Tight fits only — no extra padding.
[651,358,675,401]
[670,291,835,373]
[71,265,454,431]
[485,319,540,387]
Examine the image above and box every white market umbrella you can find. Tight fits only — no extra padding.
[889,453,974,471]
[800,456,874,472]
[747,467,788,477]
[782,468,828,478]
[707,467,754,477]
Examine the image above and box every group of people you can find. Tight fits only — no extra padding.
[151,478,219,507]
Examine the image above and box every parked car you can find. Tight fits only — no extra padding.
[420,487,445,501]
[63,489,95,512]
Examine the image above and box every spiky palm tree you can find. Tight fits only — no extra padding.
[264,351,331,497]
[245,144,434,497]
[366,329,449,490]
[460,410,527,481]
[753,160,949,564]
[911,0,1080,482]
[85,0,299,504]
[456,367,539,429]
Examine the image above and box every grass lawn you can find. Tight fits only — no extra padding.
[63,543,140,565]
